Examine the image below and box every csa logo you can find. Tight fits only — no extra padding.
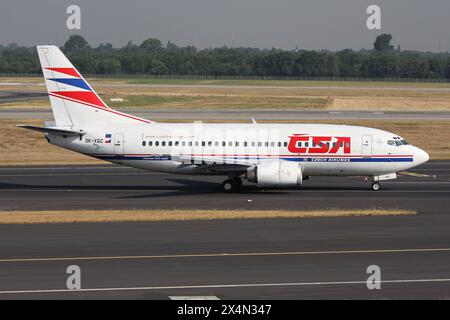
[288,134,351,154]
[105,133,112,143]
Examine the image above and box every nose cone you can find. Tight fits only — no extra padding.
[414,148,430,166]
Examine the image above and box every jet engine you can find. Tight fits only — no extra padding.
[246,160,303,187]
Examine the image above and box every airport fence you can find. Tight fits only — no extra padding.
[0,73,449,83]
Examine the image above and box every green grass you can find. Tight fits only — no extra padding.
[103,94,328,109]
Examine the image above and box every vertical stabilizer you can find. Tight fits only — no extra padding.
[36,45,152,127]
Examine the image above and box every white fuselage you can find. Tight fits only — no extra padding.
[32,45,430,190]
[47,122,428,177]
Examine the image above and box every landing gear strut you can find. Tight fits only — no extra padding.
[222,177,242,192]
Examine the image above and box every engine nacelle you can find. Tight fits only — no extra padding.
[246,160,303,187]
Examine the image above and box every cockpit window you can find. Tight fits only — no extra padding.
[395,140,402,146]
[401,140,408,145]
[387,140,395,146]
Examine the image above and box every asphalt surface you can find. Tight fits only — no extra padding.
[4,108,450,121]
[0,91,47,103]
[0,161,448,212]
[0,162,449,299]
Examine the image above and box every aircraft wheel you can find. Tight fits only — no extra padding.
[222,179,234,192]
[372,182,380,191]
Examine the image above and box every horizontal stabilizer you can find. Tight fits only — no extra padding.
[17,125,85,137]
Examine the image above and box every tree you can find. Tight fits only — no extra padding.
[140,38,163,53]
[64,35,90,52]
[374,34,394,52]
[336,49,363,77]
[445,60,450,79]
[97,58,121,74]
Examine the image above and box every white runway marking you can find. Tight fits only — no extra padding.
[0,247,448,263]
[0,278,449,295]
[169,296,220,300]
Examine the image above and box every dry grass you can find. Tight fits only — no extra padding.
[0,209,416,224]
[0,118,103,165]
[1,118,449,165]
[3,77,450,110]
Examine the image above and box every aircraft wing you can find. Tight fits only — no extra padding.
[17,125,86,137]
[174,154,259,167]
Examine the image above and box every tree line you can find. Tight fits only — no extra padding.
[1,34,450,79]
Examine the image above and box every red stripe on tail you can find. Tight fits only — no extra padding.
[50,91,107,108]
[46,67,80,78]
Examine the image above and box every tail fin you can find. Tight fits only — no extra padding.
[37,45,152,127]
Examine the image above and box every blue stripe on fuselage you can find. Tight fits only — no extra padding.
[91,155,413,162]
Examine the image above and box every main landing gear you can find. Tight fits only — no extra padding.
[222,177,242,192]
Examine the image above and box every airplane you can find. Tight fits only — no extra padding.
[19,45,430,192]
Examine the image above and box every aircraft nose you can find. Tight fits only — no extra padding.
[414,147,429,166]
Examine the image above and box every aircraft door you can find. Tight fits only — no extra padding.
[362,134,372,157]
[114,133,125,156]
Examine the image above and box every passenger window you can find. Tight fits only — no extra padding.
[168,141,172,146]
[195,141,199,146]
[222,141,226,147]
[252,142,256,147]
[284,142,288,147]
[278,142,281,147]
[305,142,309,147]
[162,141,166,146]
[296,141,302,147]
[142,141,146,146]
[175,141,179,146]
[235,141,239,147]
[270,142,275,147]
[155,141,159,146]
[215,141,219,147]
[149,141,153,147]
[182,141,186,146]
[228,142,233,147]
[202,141,206,147]
[189,141,193,146]
[208,141,212,146]
[258,142,262,147]
[244,141,248,147]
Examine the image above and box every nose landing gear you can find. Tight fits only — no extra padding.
[371,181,380,191]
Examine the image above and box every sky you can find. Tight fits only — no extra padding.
[2,0,450,52]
